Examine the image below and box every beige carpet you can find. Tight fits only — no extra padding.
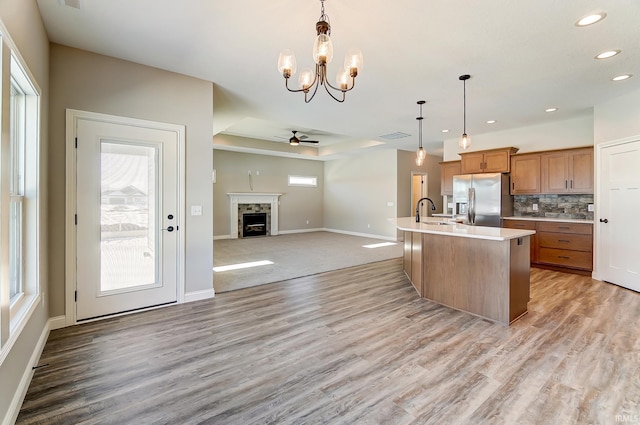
[213,231,403,292]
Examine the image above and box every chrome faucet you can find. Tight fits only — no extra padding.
[415,197,436,222]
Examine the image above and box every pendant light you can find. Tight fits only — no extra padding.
[416,100,426,166]
[459,74,471,150]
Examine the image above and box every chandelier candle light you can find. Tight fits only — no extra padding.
[277,0,363,103]
[459,74,471,150]
[416,100,426,166]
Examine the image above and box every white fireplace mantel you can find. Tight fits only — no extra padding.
[228,193,282,239]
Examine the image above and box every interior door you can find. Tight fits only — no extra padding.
[75,118,179,320]
[598,139,640,292]
[412,173,428,218]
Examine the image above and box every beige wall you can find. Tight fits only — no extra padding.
[49,44,214,315]
[396,150,443,218]
[324,149,398,239]
[443,114,594,161]
[594,88,640,144]
[0,0,50,421]
[213,149,324,236]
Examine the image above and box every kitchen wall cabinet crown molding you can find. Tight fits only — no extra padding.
[439,160,461,196]
[459,147,519,174]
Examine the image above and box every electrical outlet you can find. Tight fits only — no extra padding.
[532,204,538,211]
[588,204,594,212]
[306,220,309,224]
[387,201,394,207]
[367,224,371,228]
[191,205,202,216]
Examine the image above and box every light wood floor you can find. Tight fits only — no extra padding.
[17,260,640,424]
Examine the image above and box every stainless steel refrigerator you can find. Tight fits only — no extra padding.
[452,173,513,227]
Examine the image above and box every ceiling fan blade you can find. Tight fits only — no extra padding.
[300,140,319,144]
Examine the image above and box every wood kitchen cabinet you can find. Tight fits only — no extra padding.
[440,160,461,196]
[510,154,541,194]
[502,219,537,263]
[502,219,593,274]
[541,147,593,194]
[536,221,593,271]
[459,147,518,174]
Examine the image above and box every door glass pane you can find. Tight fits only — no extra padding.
[100,142,158,292]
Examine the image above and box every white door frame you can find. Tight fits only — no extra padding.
[65,109,186,326]
[593,134,639,282]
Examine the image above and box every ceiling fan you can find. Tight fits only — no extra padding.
[288,130,319,146]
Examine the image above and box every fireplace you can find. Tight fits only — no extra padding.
[242,213,267,238]
[228,193,282,239]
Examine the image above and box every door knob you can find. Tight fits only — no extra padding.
[162,226,175,232]
[599,218,608,223]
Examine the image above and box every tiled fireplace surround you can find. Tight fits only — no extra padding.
[228,193,281,239]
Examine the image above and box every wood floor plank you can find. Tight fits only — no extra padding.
[16,259,640,424]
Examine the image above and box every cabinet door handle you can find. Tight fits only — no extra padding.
[512,182,515,190]
[565,180,568,189]
[570,179,573,188]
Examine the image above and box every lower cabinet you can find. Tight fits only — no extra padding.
[502,220,593,274]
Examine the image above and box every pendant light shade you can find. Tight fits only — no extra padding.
[415,100,426,166]
[459,74,471,150]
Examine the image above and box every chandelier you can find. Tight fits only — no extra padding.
[277,0,363,103]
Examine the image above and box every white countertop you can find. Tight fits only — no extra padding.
[502,216,594,224]
[432,213,454,217]
[390,217,535,241]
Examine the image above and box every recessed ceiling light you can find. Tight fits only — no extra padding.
[575,12,606,27]
[486,120,496,124]
[595,50,621,59]
[545,108,558,113]
[612,74,632,81]
[441,129,449,133]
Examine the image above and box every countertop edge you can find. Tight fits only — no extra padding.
[390,218,535,241]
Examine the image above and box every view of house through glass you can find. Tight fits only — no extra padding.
[100,142,158,292]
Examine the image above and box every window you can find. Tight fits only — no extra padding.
[9,79,25,304]
[0,45,41,352]
[288,175,318,187]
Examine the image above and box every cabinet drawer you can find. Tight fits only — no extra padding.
[538,248,593,270]
[538,232,592,252]
[537,222,593,235]
[503,220,536,230]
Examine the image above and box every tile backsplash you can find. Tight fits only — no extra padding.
[513,194,594,220]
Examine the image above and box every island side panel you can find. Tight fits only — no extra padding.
[509,236,531,323]
[403,233,412,281]
[410,232,423,297]
[421,234,511,324]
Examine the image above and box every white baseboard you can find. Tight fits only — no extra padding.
[3,318,52,425]
[278,228,324,235]
[213,234,232,240]
[184,288,215,303]
[322,228,397,242]
[48,315,67,330]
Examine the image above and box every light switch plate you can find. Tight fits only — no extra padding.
[532,204,538,211]
[191,205,202,216]
[588,204,594,212]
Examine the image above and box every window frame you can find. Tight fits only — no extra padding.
[288,174,318,188]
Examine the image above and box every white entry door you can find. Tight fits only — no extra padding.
[598,139,640,292]
[75,116,181,320]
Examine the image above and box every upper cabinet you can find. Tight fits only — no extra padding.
[459,147,518,174]
[541,147,594,194]
[510,153,541,194]
[440,160,461,196]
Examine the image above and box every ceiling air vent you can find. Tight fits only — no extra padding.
[379,132,410,140]
[58,0,81,9]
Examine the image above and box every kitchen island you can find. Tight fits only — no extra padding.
[391,217,535,325]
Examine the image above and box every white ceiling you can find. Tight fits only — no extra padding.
[37,0,640,159]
